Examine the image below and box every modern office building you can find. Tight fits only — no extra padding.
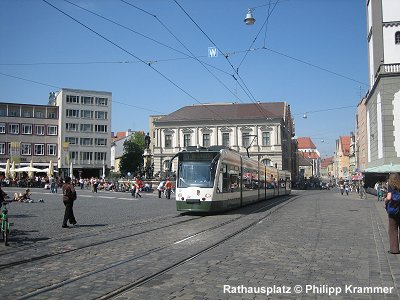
[51,88,112,178]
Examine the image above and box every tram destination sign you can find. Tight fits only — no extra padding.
[181,152,216,161]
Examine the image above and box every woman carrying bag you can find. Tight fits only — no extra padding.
[384,173,400,254]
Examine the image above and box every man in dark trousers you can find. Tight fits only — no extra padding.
[62,176,77,228]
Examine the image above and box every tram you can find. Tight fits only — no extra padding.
[172,146,291,213]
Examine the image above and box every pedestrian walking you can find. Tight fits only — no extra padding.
[157,180,165,198]
[164,178,173,199]
[62,176,77,228]
[340,183,344,195]
[345,184,349,196]
[384,173,400,254]
[377,182,383,201]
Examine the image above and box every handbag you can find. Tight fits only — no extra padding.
[386,191,400,216]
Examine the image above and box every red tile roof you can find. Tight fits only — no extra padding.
[299,151,320,159]
[297,137,316,149]
[321,156,334,168]
[340,136,351,156]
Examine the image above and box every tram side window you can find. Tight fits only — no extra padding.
[243,167,258,190]
[219,164,240,193]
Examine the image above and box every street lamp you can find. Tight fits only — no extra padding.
[244,8,256,25]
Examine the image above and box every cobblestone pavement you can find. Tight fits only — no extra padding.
[127,189,400,300]
[0,188,399,300]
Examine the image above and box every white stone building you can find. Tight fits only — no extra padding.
[151,102,295,175]
[364,0,400,169]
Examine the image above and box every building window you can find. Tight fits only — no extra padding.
[165,134,172,148]
[94,152,106,161]
[65,137,78,145]
[35,111,45,118]
[66,109,79,118]
[9,110,19,117]
[95,111,107,119]
[80,124,93,132]
[0,109,5,116]
[95,125,107,133]
[35,125,45,135]
[22,124,32,135]
[47,144,57,156]
[95,138,107,146]
[80,152,93,163]
[34,144,44,155]
[95,97,108,106]
[69,151,79,164]
[262,158,272,167]
[9,124,19,134]
[47,112,56,119]
[66,123,78,132]
[22,110,32,117]
[81,96,93,105]
[21,143,31,155]
[163,160,170,171]
[0,123,5,134]
[222,133,230,147]
[47,125,57,136]
[242,132,250,147]
[66,95,79,104]
[183,134,191,147]
[203,133,210,147]
[262,132,270,146]
[0,143,5,154]
[81,110,93,119]
[396,31,400,44]
[80,138,93,146]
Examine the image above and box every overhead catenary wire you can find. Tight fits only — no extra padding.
[172,0,281,122]
[40,0,243,129]
[118,0,252,104]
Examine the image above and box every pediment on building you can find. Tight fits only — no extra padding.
[240,126,253,132]
[220,126,233,132]
[201,127,213,132]
[259,125,273,131]
[163,129,175,134]
[181,128,194,133]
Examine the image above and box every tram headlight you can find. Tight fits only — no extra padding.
[178,193,182,197]
[205,193,211,198]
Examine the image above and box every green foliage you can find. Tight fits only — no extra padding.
[119,132,146,176]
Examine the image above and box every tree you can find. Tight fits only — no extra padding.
[119,132,145,176]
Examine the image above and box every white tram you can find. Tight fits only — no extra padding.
[173,147,291,212]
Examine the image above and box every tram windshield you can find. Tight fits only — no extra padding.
[178,161,214,188]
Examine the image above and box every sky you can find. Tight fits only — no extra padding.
[0,0,368,157]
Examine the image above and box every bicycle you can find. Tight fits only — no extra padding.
[0,200,12,246]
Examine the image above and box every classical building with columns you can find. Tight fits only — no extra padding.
[151,102,295,177]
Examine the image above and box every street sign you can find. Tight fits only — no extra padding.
[208,47,218,58]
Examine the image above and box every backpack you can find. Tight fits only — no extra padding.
[386,191,400,216]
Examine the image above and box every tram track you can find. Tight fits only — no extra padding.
[15,195,297,299]
[0,214,202,270]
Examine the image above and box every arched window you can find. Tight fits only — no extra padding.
[163,160,170,171]
[262,159,272,167]
[396,31,400,44]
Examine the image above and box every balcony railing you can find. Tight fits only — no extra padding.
[376,63,400,78]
